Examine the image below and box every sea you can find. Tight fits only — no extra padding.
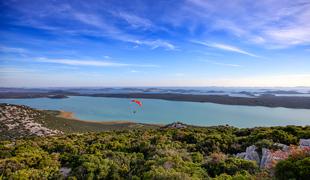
[1,96,310,128]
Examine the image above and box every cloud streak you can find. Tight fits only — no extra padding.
[201,60,241,67]
[192,41,258,57]
[135,39,176,50]
[180,0,310,48]
[212,62,241,67]
[4,2,176,51]
[36,58,159,68]
[0,67,36,73]
[115,12,153,29]
[0,46,27,54]
[71,11,176,50]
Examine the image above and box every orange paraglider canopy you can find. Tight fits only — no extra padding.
[131,99,142,107]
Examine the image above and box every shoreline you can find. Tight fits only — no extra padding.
[57,110,136,125]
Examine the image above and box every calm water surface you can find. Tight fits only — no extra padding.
[1,96,310,127]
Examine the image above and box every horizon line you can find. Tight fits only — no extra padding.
[1,86,309,89]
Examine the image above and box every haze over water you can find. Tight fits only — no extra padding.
[1,96,310,128]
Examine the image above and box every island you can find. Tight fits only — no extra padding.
[2,91,310,109]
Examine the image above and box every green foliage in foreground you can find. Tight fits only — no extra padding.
[1,125,310,179]
[275,152,310,180]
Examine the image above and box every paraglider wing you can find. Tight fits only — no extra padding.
[131,99,142,107]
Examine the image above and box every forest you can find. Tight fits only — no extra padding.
[1,125,310,179]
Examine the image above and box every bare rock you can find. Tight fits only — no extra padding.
[0,104,63,139]
[236,152,246,159]
[274,143,289,151]
[260,148,272,168]
[244,145,260,165]
[299,139,310,148]
[60,167,71,177]
[236,145,260,165]
[164,122,187,129]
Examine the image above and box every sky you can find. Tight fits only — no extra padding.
[0,0,310,87]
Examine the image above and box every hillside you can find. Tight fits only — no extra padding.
[0,104,310,179]
[0,103,157,140]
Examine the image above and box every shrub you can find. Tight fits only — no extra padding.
[203,154,258,177]
[275,154,310,180]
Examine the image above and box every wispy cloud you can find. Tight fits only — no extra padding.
[192,41,258,57]
[36,57,159,68]
[264,27,310,48]
[0,46,27,54]
[73,12,106,28]
[72,12,176,50]
[0,67,36,73]
[179,0,310,48]
[5,0,310,49]
[115,12,153,29]
[212,62,241,67]
[37,58,128,67]
[201,60,241,67]
[136,39,176,50]
[5,1,176,51]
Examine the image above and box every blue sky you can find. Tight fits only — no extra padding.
[0,0,310,87]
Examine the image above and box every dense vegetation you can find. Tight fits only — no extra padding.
[1,125,310,179]
[275,152,310,180]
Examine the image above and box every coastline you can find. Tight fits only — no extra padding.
[57,110,136,125]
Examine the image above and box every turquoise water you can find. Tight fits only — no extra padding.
[1,96,310,127]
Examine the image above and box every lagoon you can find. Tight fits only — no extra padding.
[1,96,310,127]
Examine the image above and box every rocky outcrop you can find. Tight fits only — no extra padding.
[237,140,310,169]
[164,122,187,129]
[299,139,310,148]
[237,145,260,165]
[260,148,272,168]
[0,104,63,139]
[274,143,289,151]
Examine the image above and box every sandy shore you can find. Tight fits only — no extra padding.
[57,110,135,125]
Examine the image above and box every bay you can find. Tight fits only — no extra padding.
[1,96,310,127]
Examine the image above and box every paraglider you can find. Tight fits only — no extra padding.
[131,99,142,106]
[131,99,142,114]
